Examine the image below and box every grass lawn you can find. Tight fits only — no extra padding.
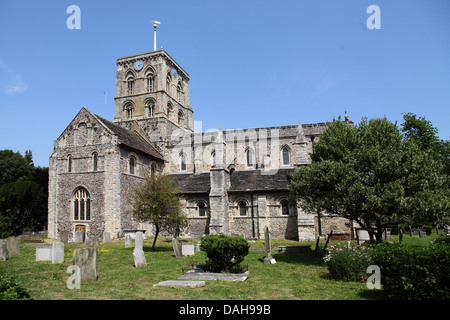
[1,233,444,301]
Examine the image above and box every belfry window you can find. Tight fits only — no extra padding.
[73,188,91,221]
[124,103,134,120]
[145,99,156,117]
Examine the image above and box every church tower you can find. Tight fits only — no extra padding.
[113,49,194,139]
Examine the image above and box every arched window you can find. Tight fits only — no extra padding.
[198,202,206,217]
[166,72,172,95]
[281,200,289,215]
[239,201,247,216]
[124,103,134,120]
[282,146,291,166]
[246,148,255,168]
[146,68,155,92]
[129,156,136,175]
[73,188,91,221]
[178,109,184,126]
[92,152,98,172]
[67,155,72,173]
[150,163,157,177]
[145,99,156,117]
[180,153,187,171]
[211,151,216,166]
[126,72,135,95]
[177,82,182,102]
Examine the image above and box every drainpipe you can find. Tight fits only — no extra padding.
[246,189,255,239]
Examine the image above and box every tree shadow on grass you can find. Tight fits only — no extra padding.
[142,245,173,253]
[268,252,325,267]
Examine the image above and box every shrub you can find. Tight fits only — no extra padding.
[0,274,31,300]
[324,243,375,282]
[200,234,250,273]
[373,242,450,300]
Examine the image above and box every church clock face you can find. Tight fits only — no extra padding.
[134,60,144,71]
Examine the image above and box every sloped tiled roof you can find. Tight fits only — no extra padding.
[229,168,294,193]
[170,173,211,194]
[95,115,164,160]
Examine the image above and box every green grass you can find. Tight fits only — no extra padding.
[1,233,444,300]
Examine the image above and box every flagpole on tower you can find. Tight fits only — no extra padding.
[151,20,161,51]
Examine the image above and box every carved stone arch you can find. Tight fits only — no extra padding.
[144,97,156,117]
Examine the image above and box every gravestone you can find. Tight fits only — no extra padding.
[6,236,20,257]
[73,247,97,282]
[133,231,147,267]
[74,231,84,243]
[172,238,183,257]
[85,237,92,246]
[59,230,69,244]
[36,246,52,262]
[52,241,64,264]
[93,232,100,247]
[125,234,132,248]
[103,232,111,244]
[0,239,7,261]
[263,226,276,264]
[181,243,195,256]
[196,241,201,252]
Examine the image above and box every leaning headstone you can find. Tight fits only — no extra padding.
[181,243,195,256]
[263,226,276,264]
[73,247,97,282]
[103,232,111,244]
[124,234,132,248]
[52,241,64,264]
[6,236,20,257]
[172,238,183,257]
[74,231,84,243]
[36,246,52,262]
[133,231,147,267]
[0,239,7,261]
[59,230,69,244]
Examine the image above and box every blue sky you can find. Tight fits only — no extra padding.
[0,0,449,167]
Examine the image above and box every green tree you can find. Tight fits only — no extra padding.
[128,172,187,251]
[289,117,449,243]
[0,180,44,237]
[0,150,34,186]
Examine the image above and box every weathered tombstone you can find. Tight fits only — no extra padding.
[74,231,84,243]
[263,226,276,264]
[172,238,183,257]
[0,239,7,261]
[103,232,110,244]
[52,241,64,264]
[59,230,69,244]
[133,231,147,267]
[6,236,20,257]
[93,232,100,247]
[181,243,195,256]
[36,246,52,262]
[124,234,132,248]
[195,241,201,252]
[73,247,97,282]
[85,237,92,246]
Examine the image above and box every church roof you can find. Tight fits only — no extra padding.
[171,172,211,194]
[229,168,294,193]
[94,114,164,160]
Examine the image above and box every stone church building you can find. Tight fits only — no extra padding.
[48,49,351,242]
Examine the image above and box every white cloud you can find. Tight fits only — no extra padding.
[0,58,28,95]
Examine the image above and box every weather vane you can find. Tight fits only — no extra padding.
[151,20,161,51]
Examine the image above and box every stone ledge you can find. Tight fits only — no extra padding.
[178,271,249,282]
[153,280,206,288]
